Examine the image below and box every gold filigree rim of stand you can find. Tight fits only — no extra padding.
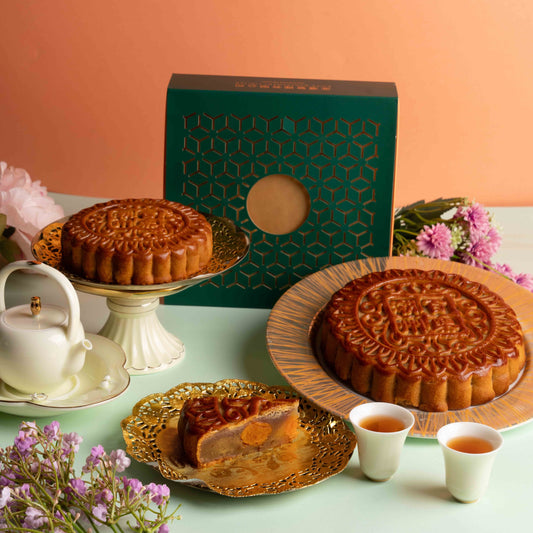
[31,215,249,375]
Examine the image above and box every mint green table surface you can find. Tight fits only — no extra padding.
[1,196,532,532]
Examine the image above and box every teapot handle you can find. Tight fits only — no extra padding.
[0,260,81,343]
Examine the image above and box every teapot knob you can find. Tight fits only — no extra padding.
[30,296,41,316]
[0,260,82,344]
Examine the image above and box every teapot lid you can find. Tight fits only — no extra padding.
[2,296,67,330]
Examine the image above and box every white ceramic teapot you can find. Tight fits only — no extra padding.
[0,260,92,394]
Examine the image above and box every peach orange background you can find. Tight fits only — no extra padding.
[1,0,533,207]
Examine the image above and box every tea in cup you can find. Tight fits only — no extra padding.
[349,402,415,481]
[437,422,503,503]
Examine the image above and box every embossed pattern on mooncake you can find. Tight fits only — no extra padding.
[182,396,276,435]
[321,269,525,412]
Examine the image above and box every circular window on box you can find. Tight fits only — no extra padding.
[246,174,311,235]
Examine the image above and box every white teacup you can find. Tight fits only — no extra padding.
[349,402,415,481]
[437,422,503,503]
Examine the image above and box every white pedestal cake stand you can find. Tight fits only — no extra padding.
[32,215,249,375]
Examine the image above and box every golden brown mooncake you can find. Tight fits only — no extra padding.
[320,268,525,412]
[60,198,212,285]
[177,395,299,467]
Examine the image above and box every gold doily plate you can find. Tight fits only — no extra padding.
[31,214,249,298]
[266,256,533,439]
[121,379,356,497]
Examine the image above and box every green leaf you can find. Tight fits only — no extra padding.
[0,238,21,263]
[395,197,466,220]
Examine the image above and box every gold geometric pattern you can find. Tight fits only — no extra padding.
[170,112,392,305]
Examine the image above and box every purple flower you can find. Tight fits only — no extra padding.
[0,475,15,488]
[109,449,130,473]
[83,444,105,472]
[19,421,38,436]
[90,444,105,459]
[14,430,36,455]
[123,477,144,494]
[146,483,170,506]
[123,477,145,503]
[416,223,455,260]
[43,458,60,474]
[158,524,170,533]
[16,483,31,498]
[92,503,108,522]
[23,507,47,529]
[44,421,61,441]
[62,432,83,454]
[455,202,491,237]
[67,478,87,497]
[96,487,113,504]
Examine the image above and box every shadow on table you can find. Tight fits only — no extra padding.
[239,318,287,385]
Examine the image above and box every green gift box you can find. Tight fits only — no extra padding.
[165,74,397,308]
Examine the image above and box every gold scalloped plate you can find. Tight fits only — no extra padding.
[121,379,356,497]
[31,214,249,298]
[266,256,533,439]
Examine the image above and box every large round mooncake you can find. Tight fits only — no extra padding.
[320,268,525,412]
[60,198,212,285]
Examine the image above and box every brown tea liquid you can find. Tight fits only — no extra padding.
[359,415,405,433]
[446,435,494,454]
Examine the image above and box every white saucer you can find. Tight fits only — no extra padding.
[0,334,130,417]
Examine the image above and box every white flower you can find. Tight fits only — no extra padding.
[0,486,11,509]
[0,162,64,258]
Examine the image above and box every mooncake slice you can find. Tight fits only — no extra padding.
[177,395,299,467]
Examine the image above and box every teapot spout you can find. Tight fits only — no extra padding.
[66,338,92,377]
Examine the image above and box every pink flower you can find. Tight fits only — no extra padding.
[462,229,501,266]
[109,449,130,473]
[416,223,454,260]
[492,263,533,292]
[146,483,170,505]
[0,162,64,258]
[514,272,533,292]
[455,201,491,237]
[62,432,83,454]
[43,421,61,442]
[492,262,515,279]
